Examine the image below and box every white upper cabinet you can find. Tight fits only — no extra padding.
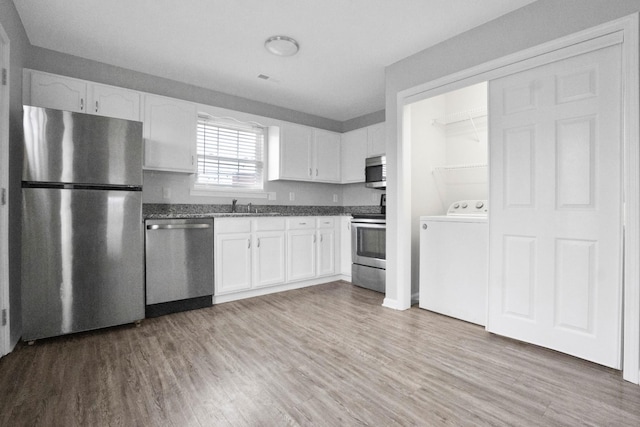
[367,122,386,156]
[313,129,341,182]
[341,127,368,183]
[88,83,140,121]
[142,94,197,173]
[268,124,341,183]
[28,71,87,113]
[26,70,140,121]
[340,122,386,184]
[278,123,314,180]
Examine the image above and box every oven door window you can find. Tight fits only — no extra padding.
[356,227,386,259]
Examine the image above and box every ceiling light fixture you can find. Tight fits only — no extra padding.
[264,36,299,57]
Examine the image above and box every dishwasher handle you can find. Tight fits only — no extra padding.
[147,223,211,230]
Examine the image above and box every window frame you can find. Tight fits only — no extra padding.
[192,114,267,196]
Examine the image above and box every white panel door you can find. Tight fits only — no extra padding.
[488,44,623,368]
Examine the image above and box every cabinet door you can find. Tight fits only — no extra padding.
[367,122,386,156]
[30,72,87,113]
[287,229,316,281]
[280,123,313,180]
[89,83,140,121]
[254,231,286,288]
[215,233,252,294]
[313,129,341,182]
[143,94,197,173]
[317,229,336,277]
[339,217,352,277]
[341,128,367,183]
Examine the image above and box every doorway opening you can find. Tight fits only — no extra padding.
[405,82,488,302]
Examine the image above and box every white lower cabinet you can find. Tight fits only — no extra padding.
[317,218,336,277]
[215,217,286,295]
[287,229,317,281]
[286,217,336,282]
[215,216,339,298]
[254,223,286,288]
[339,216,352,277]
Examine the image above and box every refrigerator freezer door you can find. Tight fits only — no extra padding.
[21,187,144,341]
[22,106,143,186]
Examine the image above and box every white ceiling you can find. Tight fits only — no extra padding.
[14,0,537,122]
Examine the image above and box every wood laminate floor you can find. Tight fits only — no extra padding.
[1,281,640,426]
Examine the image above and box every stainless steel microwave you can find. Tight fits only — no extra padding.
[365,155,386,189]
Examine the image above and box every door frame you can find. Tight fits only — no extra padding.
[0,21,10,358]
[395,14,639,383]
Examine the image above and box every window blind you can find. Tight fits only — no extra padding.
[196,116,264,189]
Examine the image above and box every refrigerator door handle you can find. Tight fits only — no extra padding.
[147,224,212,230]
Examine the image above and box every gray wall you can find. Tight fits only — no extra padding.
[384,0,640,306]
[0,0,30,348]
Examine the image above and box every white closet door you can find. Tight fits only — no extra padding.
[488,43,623,368]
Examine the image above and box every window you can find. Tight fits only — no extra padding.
[195,115,265,190]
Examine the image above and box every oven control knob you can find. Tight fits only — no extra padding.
[476,201,484,209]
[462,203,468,209]
[422,223,427,230]
[453,203,460,209]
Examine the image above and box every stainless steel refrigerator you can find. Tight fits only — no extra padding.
[21,106,144,341]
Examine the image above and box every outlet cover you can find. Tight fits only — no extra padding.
[333,194,338,203]
[289,192,295,201]
[162,187,171,199]
[268,192,276,201]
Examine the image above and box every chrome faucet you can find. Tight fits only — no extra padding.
[231,199,238,213]
[247,203,252,213]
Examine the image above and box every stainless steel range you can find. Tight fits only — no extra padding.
[351,213,386,293]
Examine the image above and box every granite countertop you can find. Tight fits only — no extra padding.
[143,204,380,219]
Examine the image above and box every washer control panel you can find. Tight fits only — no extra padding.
[446,200,488,216]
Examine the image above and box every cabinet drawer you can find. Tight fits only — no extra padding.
[317,217,335,229]
[215,218,251,233]
[287,217,316,230]
[255,217,286,231]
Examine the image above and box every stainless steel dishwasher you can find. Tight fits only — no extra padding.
[145,218,214,317]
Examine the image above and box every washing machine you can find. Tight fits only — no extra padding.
[419,200,488,326]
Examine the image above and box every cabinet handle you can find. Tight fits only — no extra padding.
[309,168,312,176]
[299,222,306,225]
[257,238,260,248]
[192,155,195,165]
[95,101,99,112]
[248,238,251,249]
[80,98,84,111]
[320,235,323,243]
[314,235,317,243]
[316,168,318,176]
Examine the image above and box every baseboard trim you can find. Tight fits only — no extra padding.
[213,275,344,304]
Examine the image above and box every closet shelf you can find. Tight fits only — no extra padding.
[431,107,488,127]
[432,163,487,173]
